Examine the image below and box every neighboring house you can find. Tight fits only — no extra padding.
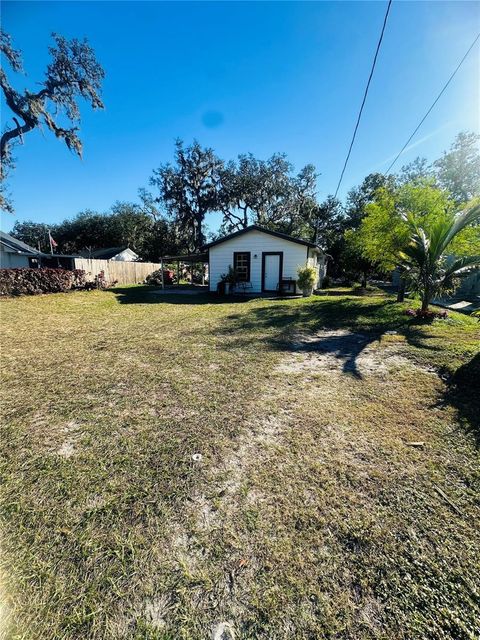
[203,225,325,294]
[0,231,42,268]
[83,247,139,261]
[0,231,78,269]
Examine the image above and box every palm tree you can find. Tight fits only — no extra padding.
[398,204,480,312]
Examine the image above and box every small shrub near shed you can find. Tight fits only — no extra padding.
[0,268,86,296]
[145,269,174,286]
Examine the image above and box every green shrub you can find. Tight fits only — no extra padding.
[220,265,239,285]
[297,265,317,291]
[0,268,85,296]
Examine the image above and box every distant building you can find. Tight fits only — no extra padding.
[0,231,41,268]
[82,247,139,262]
[0,231,78,269]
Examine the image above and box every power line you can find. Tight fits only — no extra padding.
[385,32,480,175]
[334,0,393,198]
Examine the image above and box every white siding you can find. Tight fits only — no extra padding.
[209,230,317,293]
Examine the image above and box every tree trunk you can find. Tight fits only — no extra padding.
[361,271,367,288]
[421,295,430,313]
[243,207,248,228]
[396,278,406,302]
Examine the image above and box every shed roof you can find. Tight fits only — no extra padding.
[87,247,137,260]
[202,225,320,250]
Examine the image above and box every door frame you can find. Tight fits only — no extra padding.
[261,251,283,292]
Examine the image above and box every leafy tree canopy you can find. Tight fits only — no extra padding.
[434,132,480,205]
[150,140,222,252]
[10,202,181,262]
[0,29,104,212]
[356,180,478,273]
[344,173,396,230]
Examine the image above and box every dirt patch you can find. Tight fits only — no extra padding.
[56,420,81,458]
[57,441,75,458]
[212,621,235,639]
[143,595,171,629]
[215,412,287,499]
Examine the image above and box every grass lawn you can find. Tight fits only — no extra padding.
[1,286,479,640]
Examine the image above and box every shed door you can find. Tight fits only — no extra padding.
[262,252,282,291]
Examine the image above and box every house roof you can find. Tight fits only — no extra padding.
[202,225,320,250]
[86,247,137,260]
[0,231,41,255]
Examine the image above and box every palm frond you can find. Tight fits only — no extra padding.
[439,204,480,255]
[443,255,480,280]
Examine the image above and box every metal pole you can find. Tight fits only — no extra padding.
[160,257,165,289]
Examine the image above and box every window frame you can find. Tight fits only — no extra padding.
[233,251,251,282]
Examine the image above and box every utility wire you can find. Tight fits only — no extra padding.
[334,0,393,198]
[385,32,480,175]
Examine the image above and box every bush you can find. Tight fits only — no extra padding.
[0,268,86,296]
[145,269,174,286]
[297,265,317,292]
[220,266,239,285]
[405,308,448,320]
[321,275,331,289]
[353,283,376,292]
[84,270,118,290]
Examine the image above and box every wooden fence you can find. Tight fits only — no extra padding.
[73,258,162,285]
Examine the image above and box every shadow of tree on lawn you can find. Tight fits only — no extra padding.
[108,286,252,306]
[441,352,480,447]
[216,298,480,440]
[109,288,479,442]
[216,298,406,379]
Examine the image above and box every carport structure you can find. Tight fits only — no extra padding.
[159,252,209,288]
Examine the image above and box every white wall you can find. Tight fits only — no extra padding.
[209,230,319,292]
[0,249,30,268]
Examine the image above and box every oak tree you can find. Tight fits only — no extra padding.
[0,29,104,212]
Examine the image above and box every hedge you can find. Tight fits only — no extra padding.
[0,268,86,296]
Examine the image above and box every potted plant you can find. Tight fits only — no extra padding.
[297,265,317,297]
[220,266,238,294]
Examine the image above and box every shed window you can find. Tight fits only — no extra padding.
[233,252,250,282]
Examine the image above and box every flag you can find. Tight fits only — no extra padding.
[48,230,58,253]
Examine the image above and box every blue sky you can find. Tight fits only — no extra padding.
[1,0,479,234]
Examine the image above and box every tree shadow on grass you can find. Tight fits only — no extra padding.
[221,297,407,341]
[108,289,479,441]
[216,298,408,379]
[441,352,480,447]
[289,331,378,379]
[108,286,253,306]
[217,298,480,433]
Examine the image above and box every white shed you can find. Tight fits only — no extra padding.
[204,225,325,294]
[85,247,139,262]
